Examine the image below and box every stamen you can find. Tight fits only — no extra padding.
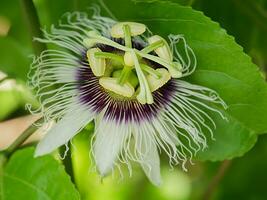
[131,50,154,104]
[123,24,132,48]
[136,50,182,78]
[86,48,106,77]
[112,69,138,88]
[94,52,124,64]
[140,64,161,79]
[148,35,173,61]
[118,65,133,85]
[83,35,129,51]
[99,77,135,98]
[141,40,164,54]
[110,22,146,38]
[146,68,171,92]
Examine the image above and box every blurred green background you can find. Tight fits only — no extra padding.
[1,0,267,199]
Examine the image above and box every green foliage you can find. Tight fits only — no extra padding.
[0,0,32,80]
[1,147,80,200]
[1,0,267,199]
[87,0,267,161]
[0,37,31,81]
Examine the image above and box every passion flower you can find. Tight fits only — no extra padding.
[27,9,227,186]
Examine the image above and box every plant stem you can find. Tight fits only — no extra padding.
[141,40,164,54]
[118,65,132,85]
[4,117,44,157]
[94,52,124,64]
[140,64,161,78]
[20,0,46,56]
[123,24,132,48]
[202,160,232,200]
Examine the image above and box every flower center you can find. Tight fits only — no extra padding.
[83,22,182,104]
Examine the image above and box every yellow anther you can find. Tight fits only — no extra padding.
[146,68,171,92]
[87,48,106,77]
[148,35,173,61]
[110,22,146,38]
[99,77,135,98]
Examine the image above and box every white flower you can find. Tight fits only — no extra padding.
[27,8,227,186]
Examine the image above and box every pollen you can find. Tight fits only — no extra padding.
[110,22,146,38]
[99,77,135,98]
[148,35,173,61]
[86,48,106,77]
[146,68,171,92]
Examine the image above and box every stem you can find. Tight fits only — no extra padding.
[0,153,6,198]
[88,36,129,51]
[94,52,124,64]
[123,24,132,48]
[20,0,46,56]
[4,117,44,157]
[118,66,132,85]
[141,40,164,54]
[140,64,161,78]
[202,160,232,200]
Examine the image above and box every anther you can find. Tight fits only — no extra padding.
[148,35,173,61]
[146,68,171,92]
[87,48,106,77]
[99,77,135,98]
[110,22,146,38]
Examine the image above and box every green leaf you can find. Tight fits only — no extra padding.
[0,37,31,80]
[1,147,80,200]
[88,0,267,160]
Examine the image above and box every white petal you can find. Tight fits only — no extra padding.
[35,102,94,157]
[93,119,130,176]
[140,142,161,186]
[133,123,162,186]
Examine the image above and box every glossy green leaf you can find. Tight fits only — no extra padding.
[87,0,267,160]
[1,147,80,200]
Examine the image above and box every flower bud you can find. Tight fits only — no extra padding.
[110,22,146,38]
[146,68,171,92]
[99,77,135,98]
[148,35,173,61]
[87,48,106,77]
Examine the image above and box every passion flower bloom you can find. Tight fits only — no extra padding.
[28,9,227,185]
